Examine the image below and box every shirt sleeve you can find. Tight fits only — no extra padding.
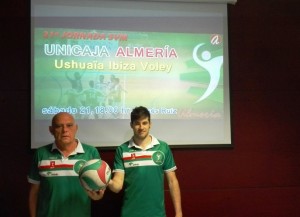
[113,146,125,172]
[27,149,41,184]
[92,147,101,159]
[162,142,177,172]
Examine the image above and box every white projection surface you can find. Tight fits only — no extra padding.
[31,0,232,148]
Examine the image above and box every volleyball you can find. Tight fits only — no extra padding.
[79,159,111,191]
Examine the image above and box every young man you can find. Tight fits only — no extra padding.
[28,112,105,217]
[108,106,183,217]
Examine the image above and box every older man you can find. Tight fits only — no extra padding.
[28,112,105,217]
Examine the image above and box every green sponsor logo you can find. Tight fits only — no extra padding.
[152,151,165,165]
[74,160,87,174]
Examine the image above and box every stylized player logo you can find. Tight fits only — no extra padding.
[152,151,165,165]
[192,43,223,103]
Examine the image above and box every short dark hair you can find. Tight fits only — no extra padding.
[130,106,151,123]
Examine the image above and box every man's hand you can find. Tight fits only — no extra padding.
[86,188,106,200]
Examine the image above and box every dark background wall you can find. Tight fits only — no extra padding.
[1,0,300,216]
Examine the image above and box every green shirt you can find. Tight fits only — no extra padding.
[113,135,177,217]
[28,140,100,217]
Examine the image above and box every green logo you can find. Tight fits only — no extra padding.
[73,160,86,174]
[152,151,165,165]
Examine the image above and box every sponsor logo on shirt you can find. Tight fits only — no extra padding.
[73,160,87,174]
[152,151,165,165]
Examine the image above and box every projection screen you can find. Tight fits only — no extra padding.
[31,0,232,148]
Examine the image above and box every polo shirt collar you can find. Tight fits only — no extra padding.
[51,138,85,154]
[128,135,159,150]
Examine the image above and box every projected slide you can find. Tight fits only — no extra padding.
[31,1,231,148]
[34,27,224,120]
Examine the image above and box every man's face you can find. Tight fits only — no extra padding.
[49,113,78,146]
[131,116,151,140]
